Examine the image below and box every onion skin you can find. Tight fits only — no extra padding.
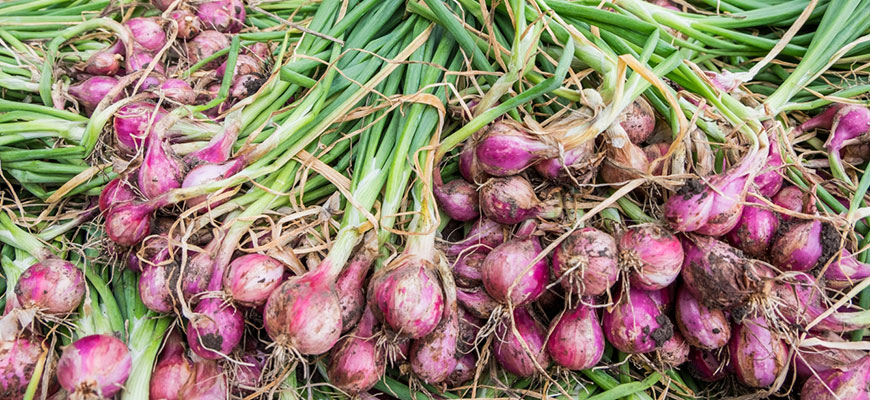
[534,141,596,183]
[695,172,748,236]
[794,333,865,380]
[688,348,728,382]
[648,286,675,313]
[186,31,229,67]
[368,256,444,339]
[434,178,479,222]
[546,303,605,370]
[181,160,244,208]
[177,359,227,400]
[658,331,690,367]
[216,54,262,77]
[479,176,557,225]
[643,142,670,176]
[825,249,870,289]
[456,286,498,320]
[128,233,172,273]
[169,9,202,39]
[232,353,264,395]
[126,18,166,52]
[755,138,784,197]
[139,263,174,313]
[770,219,834,272]
[0,336,42,399]
[493,307,550,378]
[801,356,870,400]
[69,76,119,113]
[139,130,185,199]
[327,308,384,395]
[481,235,548,306]
[446,218,505,257]
[602,287,674,354]
[336,233,377,332]
[674,286,730,350]
[158,79,196,105]
[621,98,655,144]
[446,353,476,386]
[264,266,342,355]
[599,141,650,185]
[452,252,484,288]
[475,122,556,176]
[798,103,846,133]
[619,224,683,291]
[826,105,870,155]
[186,298,244,359]
[57,334,131,399]
[410,304,460,383]
[458,140,488,183]
[680,235,771,310]
[725,196,779,258]
[552,227,618,297]
[729,316,788,388]
[126,51,165,74]
[772,186,804,220]
[15,259,85,315]
[84,41,123,76]
[104,202,154,247]
[150,331,192,400]
[113,102,165,152]
[197,0,246,33]
[223,254,284,307]
[664,179,715,232]
[99,177,137,213]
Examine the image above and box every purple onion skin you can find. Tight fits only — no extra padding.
[725,196,779,258]
[794,333,865,380]
[177,359,227,400]
[105,202,154,246]
[197,0,246,33]
[328,308,385,395]
[126,51,165,74]
[458,140,488,183]
[802,356,870,400]
[446,353,476,386]
[139,131,185,199]
[187,31,229,67]
[458,309,481,353]
[216,54,262,77]
[494,307,550,378]
[552,227,618,297]
[181,160,244,208]
[0,336,42,399]
[15,259,85,315]
[644,142,670,176]
[481,235,548,306]
[113,102,165,153]
[84,41,122,76]
[69,76,119,113]
[826,106,870,154]
[158,79,196,105]
[128,233,172,273]
[336,235,377,332]
[621,98,656,144]
[150,331,192,400]
[447,218,505,257]
[729,316,788,388]
[688,347,728,382]
[223,254,284,307]
[770,272,868,333]
[773,186,804,220]
[648,285,675,314]
[456,286,498,320]
[799,103,846,133]
[619,224,683,291]
[229,74,262,99]
[435,179,479,222]
[695,172,748,236]
[770,219,824,272]
[139,264,174,313]
[233,353,264,395]
[534,141,596,182]
[479,176,546,225]
[659,331,690,367]
[410,305,460,384]
[126,18,166,52]
[664,180,715,232]
[755,139,784,197]
[674,286,730,350]
[453,252,485,288]
[680,235,771,310]
[57,335,131,398]
[99,177,137,213]
[264,265,342,355]
[368,257,444,340]
[475,123,556,176]
[546,303,605,370]
[170,9,202,39]
[186,298,244,359]
[826,249,870,289]
[603,287,674,354]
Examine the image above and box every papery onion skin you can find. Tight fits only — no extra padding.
[493,307,550,378]
[680,235,772,310]
[435,179,479,222]
[619,224,683,291]
[170,9,202,39]
[105,202,154,247]
[327,308,384,395]
[546,303,605,371]
[474,123,556,176]
[149,330,192,400]
[725,196,779,258]
[687,347,728,382]
[223,254,284,307]
[664,180,714,232]
[534,141,597,183]
[446,218,505,257]
[552,227,618,297]
[15,258,85,315]
[0,336,43,399]
[99,177,137,213]
[336,233,377,332]
[57,335,132,399]
[186,298,244,359]
[367,256,444,340]
[481,235,548,306]
[126,17,166,52]
[729,316,788,388]
[264,266,342,355]
[602,287,674,354]
[801,356,870,400]
[479,176,558,225]
[621,98,656,145]
[177,359,227,400]
[658,331,690,367]
[674,286,730,350]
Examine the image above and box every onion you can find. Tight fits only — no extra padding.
[680,234,772,310]
[658,332,689,366]
[99,176,137,213]
[801,356,870,399]
[0,335,43,398]
[245,42,271,60]
[83,40,123,76]
[452,252,484,288]
[186,298,244,359]
[456,286,498,320]
[15,259,85,315]
[474,122,556,176]
[481,234,548,306]
[177,359,227,400]
[688,347,728,382]
[327,308,385,395]
[222,254,284,307]
[457,309,481,353]
[446,217,505,257]
[754,136,784,196]
[599,141,650,185]
[770,272,870,333]
[434,177,479,222]
[139,263,174,313]
[139,129,185,199]
[176,245,217,303]
[619,224,683,290]
[264,267,342,355]
[493,307,550,377]
[674,286,730,350]
[695,172,749,236]
[446,353,476,386]
[158,79,196,105]
[129,233,172,273]
[186,31,229,67]
[169,9,202,39]
[104,201,157,246]
[336,233,377,331]
[57,335,131,398]
[797,103,846,133]
[232,353,264,395]
[621,98,655,144]
[113,102,166,152]
[794,332,865,380]
[126,50,166,74]
[825,249,870,289]
[69,76,119,113]
[458,140,488,183]
[648,286,676,313]
[150,330,192,400]
[771,219,839,272]
[602,287,674,354]
[643,142,670,176]
[825,105,870,155]
[725,196,779,258]
[229,74,264,100]
[197,0,246,33]
[663,179,715,232]
[216,54,262,77]
[479,176,561,225]
[368,256,444,339]
[772,186,805,220]
[729,316,788,387]
[665,159,752,235]
[126,18,167,52]
[534,141,596,183]
[546,303,604,370]
[552,227,618,297]
[410,304,460,383]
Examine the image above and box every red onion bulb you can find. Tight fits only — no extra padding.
[552,227,618,297]
[223,254,284,306]
[493,307,550,378]
[57,335,131,398]
[15,259,85,315]
[619,224,683,290]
